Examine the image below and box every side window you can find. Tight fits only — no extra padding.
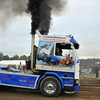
[55,47,62,56]
[55,43,72,57]
[62,49,70,56]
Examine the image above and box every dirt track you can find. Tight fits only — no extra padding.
[0,79,100,100]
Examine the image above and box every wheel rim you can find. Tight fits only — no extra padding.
[44,81,56,94]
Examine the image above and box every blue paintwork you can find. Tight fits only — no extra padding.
[43,33,46,35]
[0,73,39,88]
[56,72,74,78]
[36,72,75,89]
[41,52,47,57]
[36,75,45,89]
[56,72,74,88]
[36,72,64,89]
[0,70,79,92]
[70,37,79,49]
[76,60,80,63]
[49,56,60,62]
[75,85,80,91]
[36,72,76,89]
[45,72,64,89]
[41,52,60,62]
[70,38,79,45]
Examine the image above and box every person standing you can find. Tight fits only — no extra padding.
[94,64,99,78]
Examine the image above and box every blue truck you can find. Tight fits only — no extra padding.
[0,34,80,97]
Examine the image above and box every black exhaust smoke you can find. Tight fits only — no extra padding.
[0,0,28,29]
[0,0,67,32]
[27,0,51,35]
[27,0,67,35]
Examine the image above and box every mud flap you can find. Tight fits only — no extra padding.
[75,85,79,91]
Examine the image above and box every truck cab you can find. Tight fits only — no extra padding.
[34,35,80,95]
[36,35,79,73]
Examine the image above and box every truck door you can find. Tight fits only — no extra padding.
[52,43,75,72]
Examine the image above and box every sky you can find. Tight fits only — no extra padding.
[0,0,100,59]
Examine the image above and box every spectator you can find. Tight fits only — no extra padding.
[94,64,99,78]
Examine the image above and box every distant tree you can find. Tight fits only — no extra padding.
[12,55,19,60]
[19,55,28,60]
[3,55,10,60]
[0,52,4,61]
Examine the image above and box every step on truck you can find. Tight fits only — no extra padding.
[0,34,80,97]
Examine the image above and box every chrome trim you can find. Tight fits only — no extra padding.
[44,81,56,94]
[61,77,73,79]
[64,84,73,87]
[64,91,75,94]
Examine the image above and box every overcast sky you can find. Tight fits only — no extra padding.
[0,0,100,59]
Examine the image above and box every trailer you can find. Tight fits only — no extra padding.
[0,34,80,97]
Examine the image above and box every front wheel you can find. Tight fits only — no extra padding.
[40,76,61,97]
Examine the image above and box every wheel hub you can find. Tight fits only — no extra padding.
[44,81,56,94]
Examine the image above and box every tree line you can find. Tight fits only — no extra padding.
[0,52,30,61]
[1,52,100,66]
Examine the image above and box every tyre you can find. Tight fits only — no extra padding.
[40,76,61,97]
[0,85,3,91]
